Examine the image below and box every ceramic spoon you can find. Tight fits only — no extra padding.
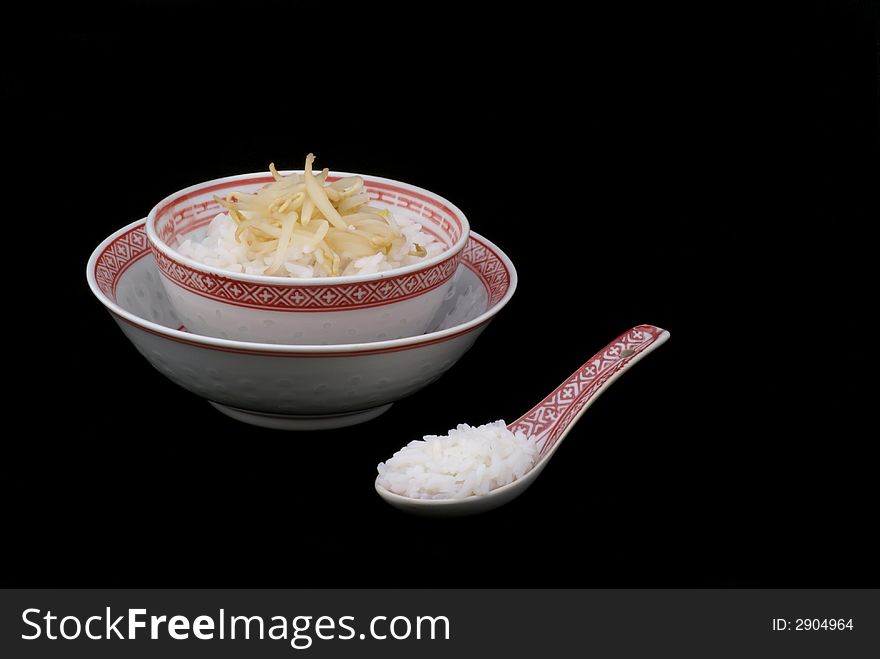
[375,324,670,516]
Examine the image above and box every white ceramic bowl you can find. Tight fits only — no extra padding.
[88,219,516,430]
[146,171,470,344]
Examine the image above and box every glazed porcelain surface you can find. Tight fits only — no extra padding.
[376,325,670,514]
[88,220,515,430]
[146,172,470,344]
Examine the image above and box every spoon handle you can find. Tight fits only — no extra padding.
[507,324,669,456]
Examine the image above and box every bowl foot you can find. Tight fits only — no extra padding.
[207,402,393,431]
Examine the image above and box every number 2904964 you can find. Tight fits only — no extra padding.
[772,619,854,631]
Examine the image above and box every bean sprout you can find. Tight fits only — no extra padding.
[215,154,415,276]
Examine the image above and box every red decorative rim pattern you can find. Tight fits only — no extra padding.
[150,174,469,312]
[94,223,150,299]
[152,245,462,312]
[508,325,667,454]
[92,223,513,357]
[460,238,510,307]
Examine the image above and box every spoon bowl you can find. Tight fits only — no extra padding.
[375,324,670,515]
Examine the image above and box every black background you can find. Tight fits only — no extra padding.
[3,1,877,587]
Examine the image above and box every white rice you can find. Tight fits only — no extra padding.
[377,421,539,500]
[175,211,445,278]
